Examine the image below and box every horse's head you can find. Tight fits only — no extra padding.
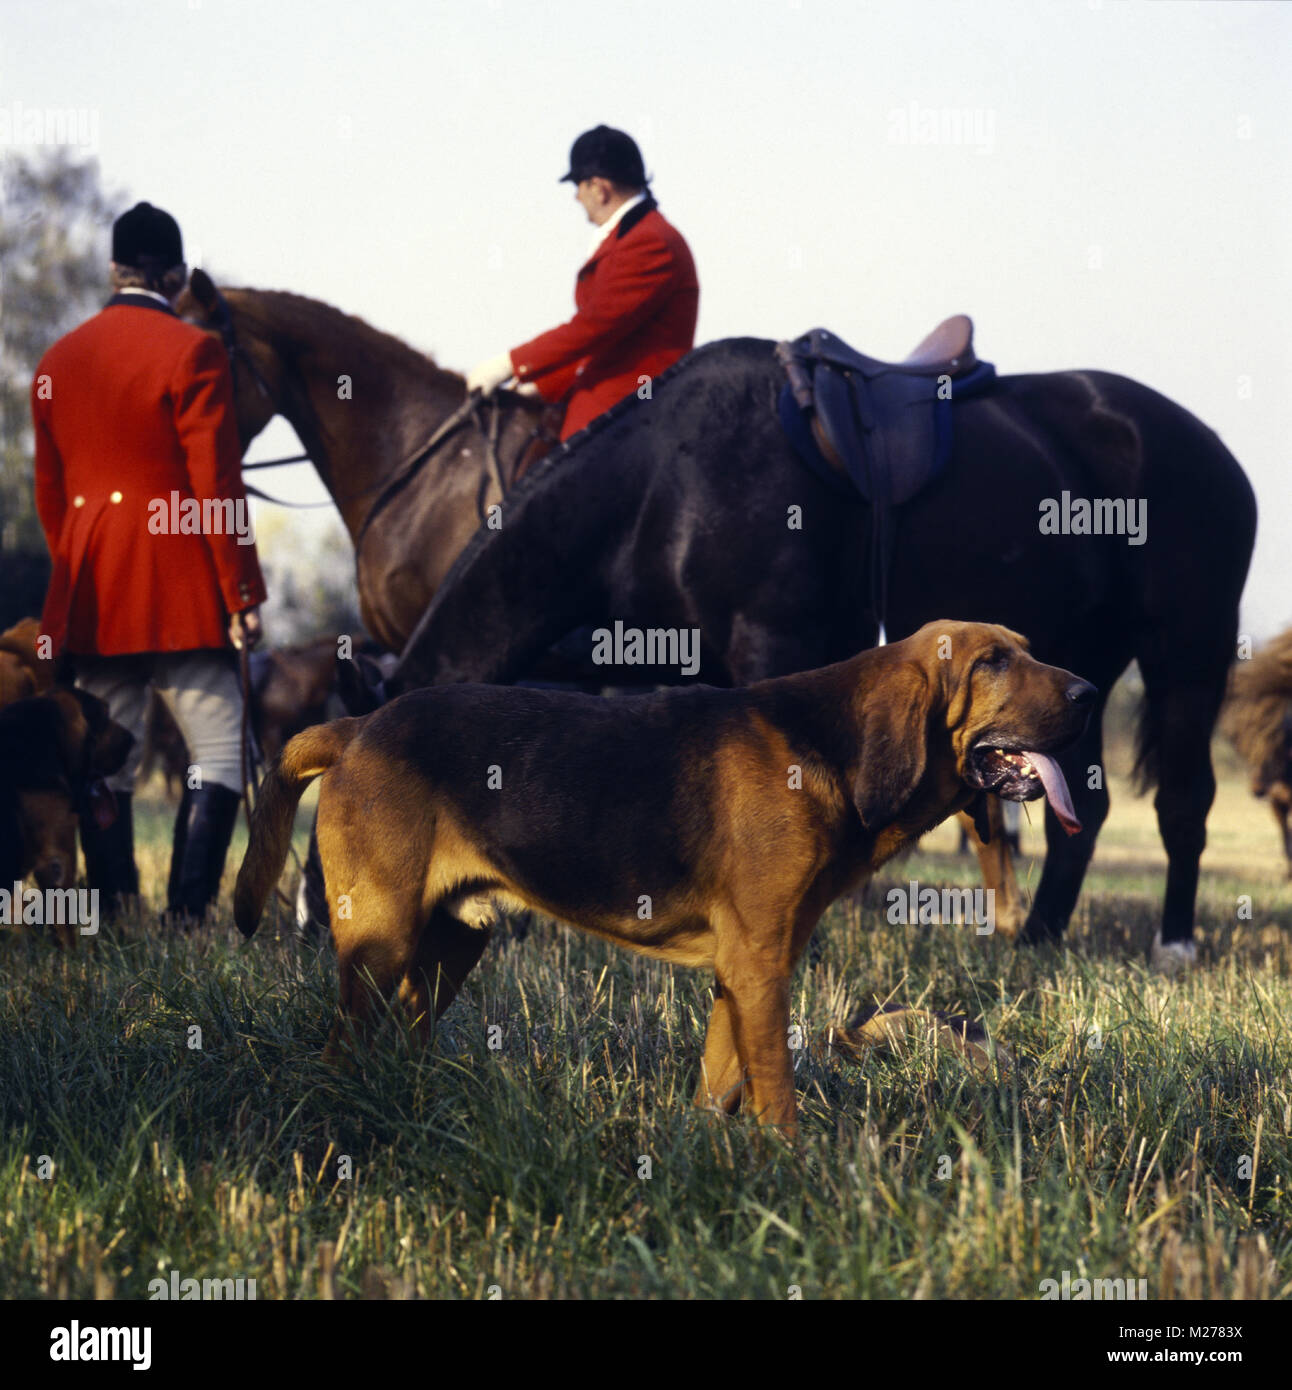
[176,269,282,449]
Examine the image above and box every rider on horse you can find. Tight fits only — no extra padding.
[467,125,699,440]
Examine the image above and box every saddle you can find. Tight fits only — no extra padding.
[776,315,997,634]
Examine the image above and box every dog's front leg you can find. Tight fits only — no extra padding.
[718,955,797,1136]
[695,982,746,1114]
[963,799,1025,940]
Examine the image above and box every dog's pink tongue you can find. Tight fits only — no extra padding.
[1023,752,1082,836]
[89,779,118,831]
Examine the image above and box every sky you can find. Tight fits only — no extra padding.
[3,0,1289,637]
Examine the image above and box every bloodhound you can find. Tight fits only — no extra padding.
[0,617,53,705]
[0,687,133,946]
[235,620,1094,1134]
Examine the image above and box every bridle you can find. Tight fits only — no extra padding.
[208,285,278,403]
[198,284,557,534]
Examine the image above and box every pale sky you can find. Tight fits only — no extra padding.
[3,0,1288,637]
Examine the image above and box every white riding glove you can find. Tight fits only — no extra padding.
[467,350,515,395]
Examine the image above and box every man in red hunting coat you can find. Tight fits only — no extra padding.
[467,126,699,439]
[31,201,266,923]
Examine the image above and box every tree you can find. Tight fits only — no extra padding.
[0,150,119,553]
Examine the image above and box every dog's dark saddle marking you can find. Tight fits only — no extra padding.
[776,317,997,633]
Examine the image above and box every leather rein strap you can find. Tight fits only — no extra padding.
[209,286,517,531]
[237,640,298,911]
[352,390,507,556]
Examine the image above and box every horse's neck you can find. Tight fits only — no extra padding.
[247,298,466,537]
[292,370,464,533]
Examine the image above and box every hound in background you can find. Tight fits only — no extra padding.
[0,617,53,704]
[0,687,133,947]
[1221,628,1292,878]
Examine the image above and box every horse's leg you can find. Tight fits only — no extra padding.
[1019,682,1116,944]
[1136,667,1230,949]
[1121,602,1239,953]
[295,814,329,945]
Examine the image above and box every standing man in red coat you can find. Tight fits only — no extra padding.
[31,201,267,923]
[467,126,699,439]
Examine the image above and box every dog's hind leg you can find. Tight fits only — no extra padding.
[400,906,492,1042]
[324,871,425,1062]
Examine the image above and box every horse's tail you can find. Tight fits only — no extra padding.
[1122,373,1257,795]
[233,718,362,937]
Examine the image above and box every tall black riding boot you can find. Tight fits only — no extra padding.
[167,783,191,908]
[167,784,241,924]
[79,792,139,923]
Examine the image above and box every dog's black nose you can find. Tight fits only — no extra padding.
[1066,679,1097,706]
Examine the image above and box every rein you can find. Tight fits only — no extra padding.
[206,287,538,535]
[352,391,505,554]
[236,640,300,914]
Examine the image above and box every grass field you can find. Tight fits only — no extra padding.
[2,739,1289,1300]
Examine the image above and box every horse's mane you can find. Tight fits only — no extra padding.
[228,287,466,394]
[426,338,766,601]
[1221,627,1292,787]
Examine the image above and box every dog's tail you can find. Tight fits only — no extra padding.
[233,718,362,938]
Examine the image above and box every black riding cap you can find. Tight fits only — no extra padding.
[559,126,648,187]
[112,201,183,268]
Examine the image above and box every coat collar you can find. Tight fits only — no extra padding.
[104,291,176,316]
[580,194,659,273]
[615,192,656,240]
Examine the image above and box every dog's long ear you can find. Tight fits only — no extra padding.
[968,792,993,845]
[67,688,133,776]
[853,664,933,828]
[0,697,68,787]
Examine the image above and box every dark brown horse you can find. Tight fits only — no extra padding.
[384,340,1256,954]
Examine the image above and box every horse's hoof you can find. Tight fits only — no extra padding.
[1150,930,1197,976]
